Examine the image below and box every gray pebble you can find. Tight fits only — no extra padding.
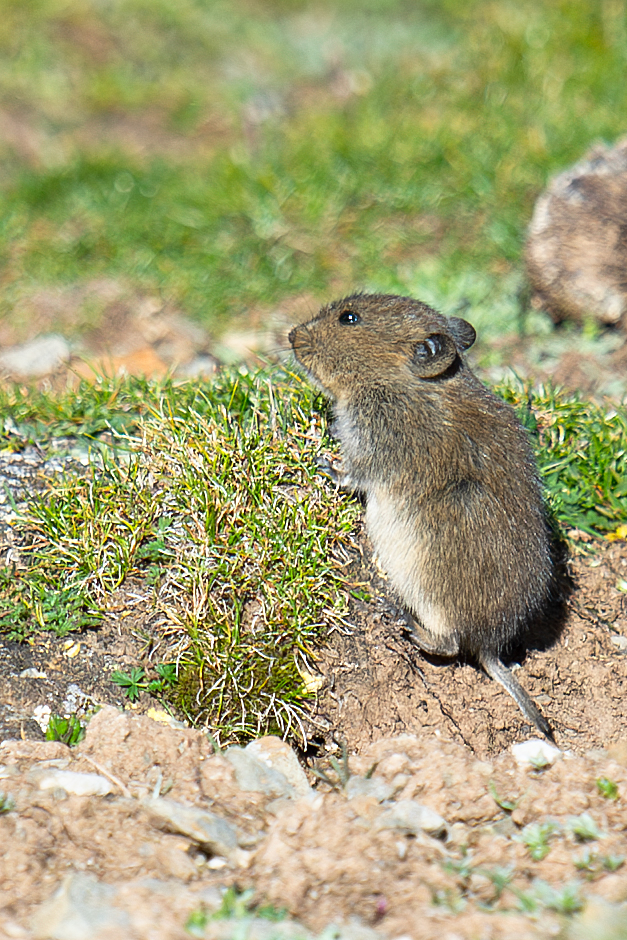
[31,873,129,939]
[142,797,242,859]
[245,737,312,798]
[0,335,71,377]
[19,668,48,679]
[33,770,114,797]
[345,775,394,803]
[200,916,312,940]
[225,746,294,798]
[376,800,448,839]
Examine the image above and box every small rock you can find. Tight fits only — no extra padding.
[32,705,52,733]
[0,917,29,938]
[567,898,627,940]
[61,684,92,715]
[0,335,71,377]
[376,800,448,839]
[376,753,411,777]
[611,635,627,651]
[318,919,383,940]
[0,764,19,778]
[511,738,561,768]
[345,775,394,803]
[143,797,243,861]
[175,354,219,378]
[207,856,229,869]
[245,737,312,797]
[33,769,114,797]
[31,873,129,939]
[153,842,198,881]
[0,740,69,760]
[201,916,313,940]
[19,668,48,679]
[225,746,294,798]
[145,707,187,729]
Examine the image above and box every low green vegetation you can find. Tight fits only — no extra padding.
[596,777,619,801]
[441,854,586,916]
[185,886,288,937]
[488,780,519,812]
[0,791,16,814]
[1,370,627,740]
[574,849,624,876]
[45,714,86,746]
[567,813,602,843]
[500,385,627,537]
[515,879,584,916]
[1,368,359,741]
[515,820,560,861]
[111,663,177,703]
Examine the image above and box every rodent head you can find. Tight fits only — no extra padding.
[289,293,476,400]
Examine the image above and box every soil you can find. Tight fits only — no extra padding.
[1,326,627,938]
[1,503,627,938]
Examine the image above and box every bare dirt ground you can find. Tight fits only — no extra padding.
[1,322,627,938]
[1,501,627,938]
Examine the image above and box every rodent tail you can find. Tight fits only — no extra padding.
[481,654,555,743]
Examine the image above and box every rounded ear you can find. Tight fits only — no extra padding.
[448,317,476,351]
[411,333,458,378]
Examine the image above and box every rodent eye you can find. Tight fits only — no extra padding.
[338,309,361,325]
[414,336,442,360]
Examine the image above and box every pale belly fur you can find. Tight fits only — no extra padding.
[365,489,452,639]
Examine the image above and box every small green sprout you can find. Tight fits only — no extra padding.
[567,813,602,842]
[185,886,280,935]
[528,752,552,772]
[529,880,584,915]
[443,854,475,882]
[488,780,519,812]
[111,663,177,703]
[596,776,619,800]
[432,888,467,914]
[255,904,287,922]
[481,865,514,901]
[511,888,538,914]
[185,908,208,937]
[574,848,625,875]
[311,742,351,790]
[45,715,85,746]
[214,887,256,919]
[602,854,625,872]
[574,847,599,873]
[350,588,372,603]
[515,821,560,860]
[0,791,16,814]
[111,667,147,702]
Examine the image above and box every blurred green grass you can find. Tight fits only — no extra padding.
[1,0,626,342]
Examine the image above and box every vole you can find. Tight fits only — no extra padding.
[289,292,558,740]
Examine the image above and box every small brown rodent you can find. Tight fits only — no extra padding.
[289,292,559,740]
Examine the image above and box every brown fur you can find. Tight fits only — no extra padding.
[526,137,627,326]
[290,292,560,739]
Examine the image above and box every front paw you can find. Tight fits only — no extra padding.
[315,455,351,488]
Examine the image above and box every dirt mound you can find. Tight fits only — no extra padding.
[309,535,627,757]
